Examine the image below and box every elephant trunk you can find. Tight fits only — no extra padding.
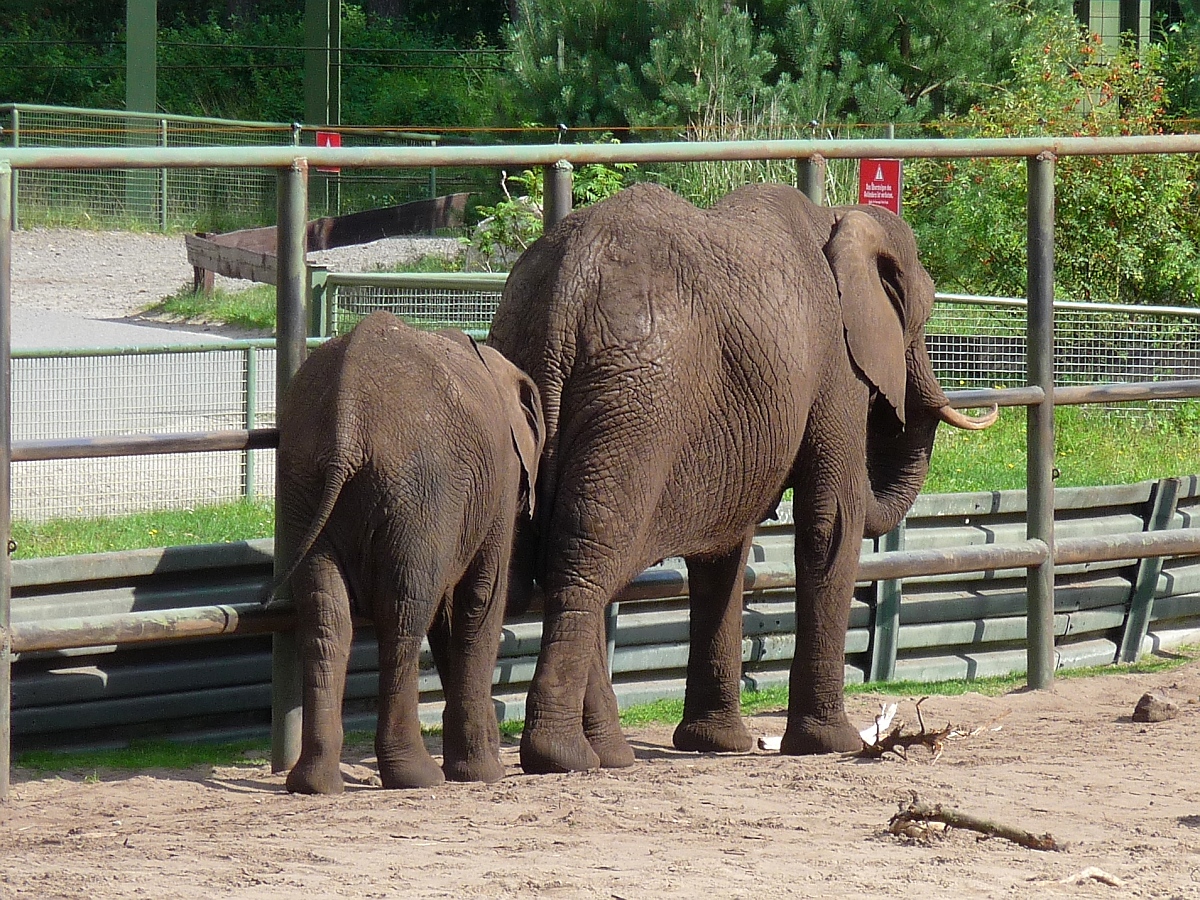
[862,336,996,538]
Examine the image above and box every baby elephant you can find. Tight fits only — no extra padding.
[272,311,544,793]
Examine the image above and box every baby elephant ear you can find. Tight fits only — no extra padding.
[824,209,907,425]
[478,345,545,518]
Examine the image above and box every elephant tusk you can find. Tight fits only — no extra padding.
[939,403,999,431]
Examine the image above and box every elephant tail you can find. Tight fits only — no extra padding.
[259,463,353,608]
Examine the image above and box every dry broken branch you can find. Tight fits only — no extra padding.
[889,797,1061,851]
[859,697,968,760]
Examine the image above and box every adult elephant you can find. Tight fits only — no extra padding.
[271,311,544,792]
[487,182,995,775]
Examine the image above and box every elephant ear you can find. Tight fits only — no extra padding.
[478,345,546,518]
[825,209,908,426]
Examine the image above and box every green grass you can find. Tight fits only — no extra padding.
[15,648,1194,776]
[11,499,274,559]
[926,402,1200,493]
[15,738,268,776]
[142,283,277,332]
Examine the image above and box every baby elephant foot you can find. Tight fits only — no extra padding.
[443,751,505,784]
[779,714,863,755]
[520,724,601,774]
[378,753,447,790]
[673,716,754,754]
[286,756,345,795]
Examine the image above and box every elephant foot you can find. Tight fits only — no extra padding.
[443,752,505,784]
[673,715,754,754]
[779,714,863,755]
[587,731,635,768]
[286,756,345,795]
[520,725,601,774]
[378,754,447,790]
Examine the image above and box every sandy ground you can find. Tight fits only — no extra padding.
[4,658,1200,899]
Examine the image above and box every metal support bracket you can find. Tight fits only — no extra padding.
[1118,476,1181,663]
[868,523,905,682]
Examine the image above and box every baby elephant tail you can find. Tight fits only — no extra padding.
[259,464,351,608]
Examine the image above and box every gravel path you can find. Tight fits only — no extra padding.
[11,227,464,320]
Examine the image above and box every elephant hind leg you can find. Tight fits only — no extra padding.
[286,548,353,795]
[430,562,506,784]
[673,539,754,755]
[374,587,446,789]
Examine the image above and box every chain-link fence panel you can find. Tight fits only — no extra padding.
[0,105,477,232]
[12,346,276,521]
[926,298,1200,395]
[330,283,502,336]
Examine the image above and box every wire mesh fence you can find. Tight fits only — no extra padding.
[12,346,276,521]
[0,104,489,231]
[329,282,501,336]
[928,296,1200,403]
[10,287,1200,522]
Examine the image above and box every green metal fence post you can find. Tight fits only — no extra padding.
[9,109,17,231]
[1026,153,1057,689]
[271,158,310,775]
[428,138,438,203]
[159,118,168,232]
[868,522,905,682]
[307,265,329,337]
[797,154,826,205]
[0,163,13,801]
[243,345,258,500]
[1119,476,1181,662]
[543,159,573,228]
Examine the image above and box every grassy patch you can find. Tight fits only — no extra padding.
[142,283,277,332]
[11,499,274,559]
[15,739,268,776]
[926,402,1200,493]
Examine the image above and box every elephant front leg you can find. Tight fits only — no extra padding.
[286,553,353,795]
[673,538,754,754]
[375,631,446,789]
[780,458,867,755]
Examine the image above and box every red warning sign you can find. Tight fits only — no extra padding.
[315,130,342,174]
[858,158,903,215]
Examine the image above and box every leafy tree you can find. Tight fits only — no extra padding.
[907,14,1200,305]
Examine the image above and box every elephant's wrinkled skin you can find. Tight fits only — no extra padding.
[487,182,994,774]
[273,311,544,792]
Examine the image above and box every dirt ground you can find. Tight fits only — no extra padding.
[4,660,1200,899]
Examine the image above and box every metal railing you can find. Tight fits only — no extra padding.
[4,135,1200,799]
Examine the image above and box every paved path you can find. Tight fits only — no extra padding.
[13,308,249,351]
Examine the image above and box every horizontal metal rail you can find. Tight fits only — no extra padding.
[6,134,1200,170]
[10,378,1198,464]
[13,337,324,359]
[12,429,278,462]
[323,271,509,291]
[21,528,1200,656]
[936,292,1200,319]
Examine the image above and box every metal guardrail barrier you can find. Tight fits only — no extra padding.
[10,483,1200,747]
[5,137,1200,799]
